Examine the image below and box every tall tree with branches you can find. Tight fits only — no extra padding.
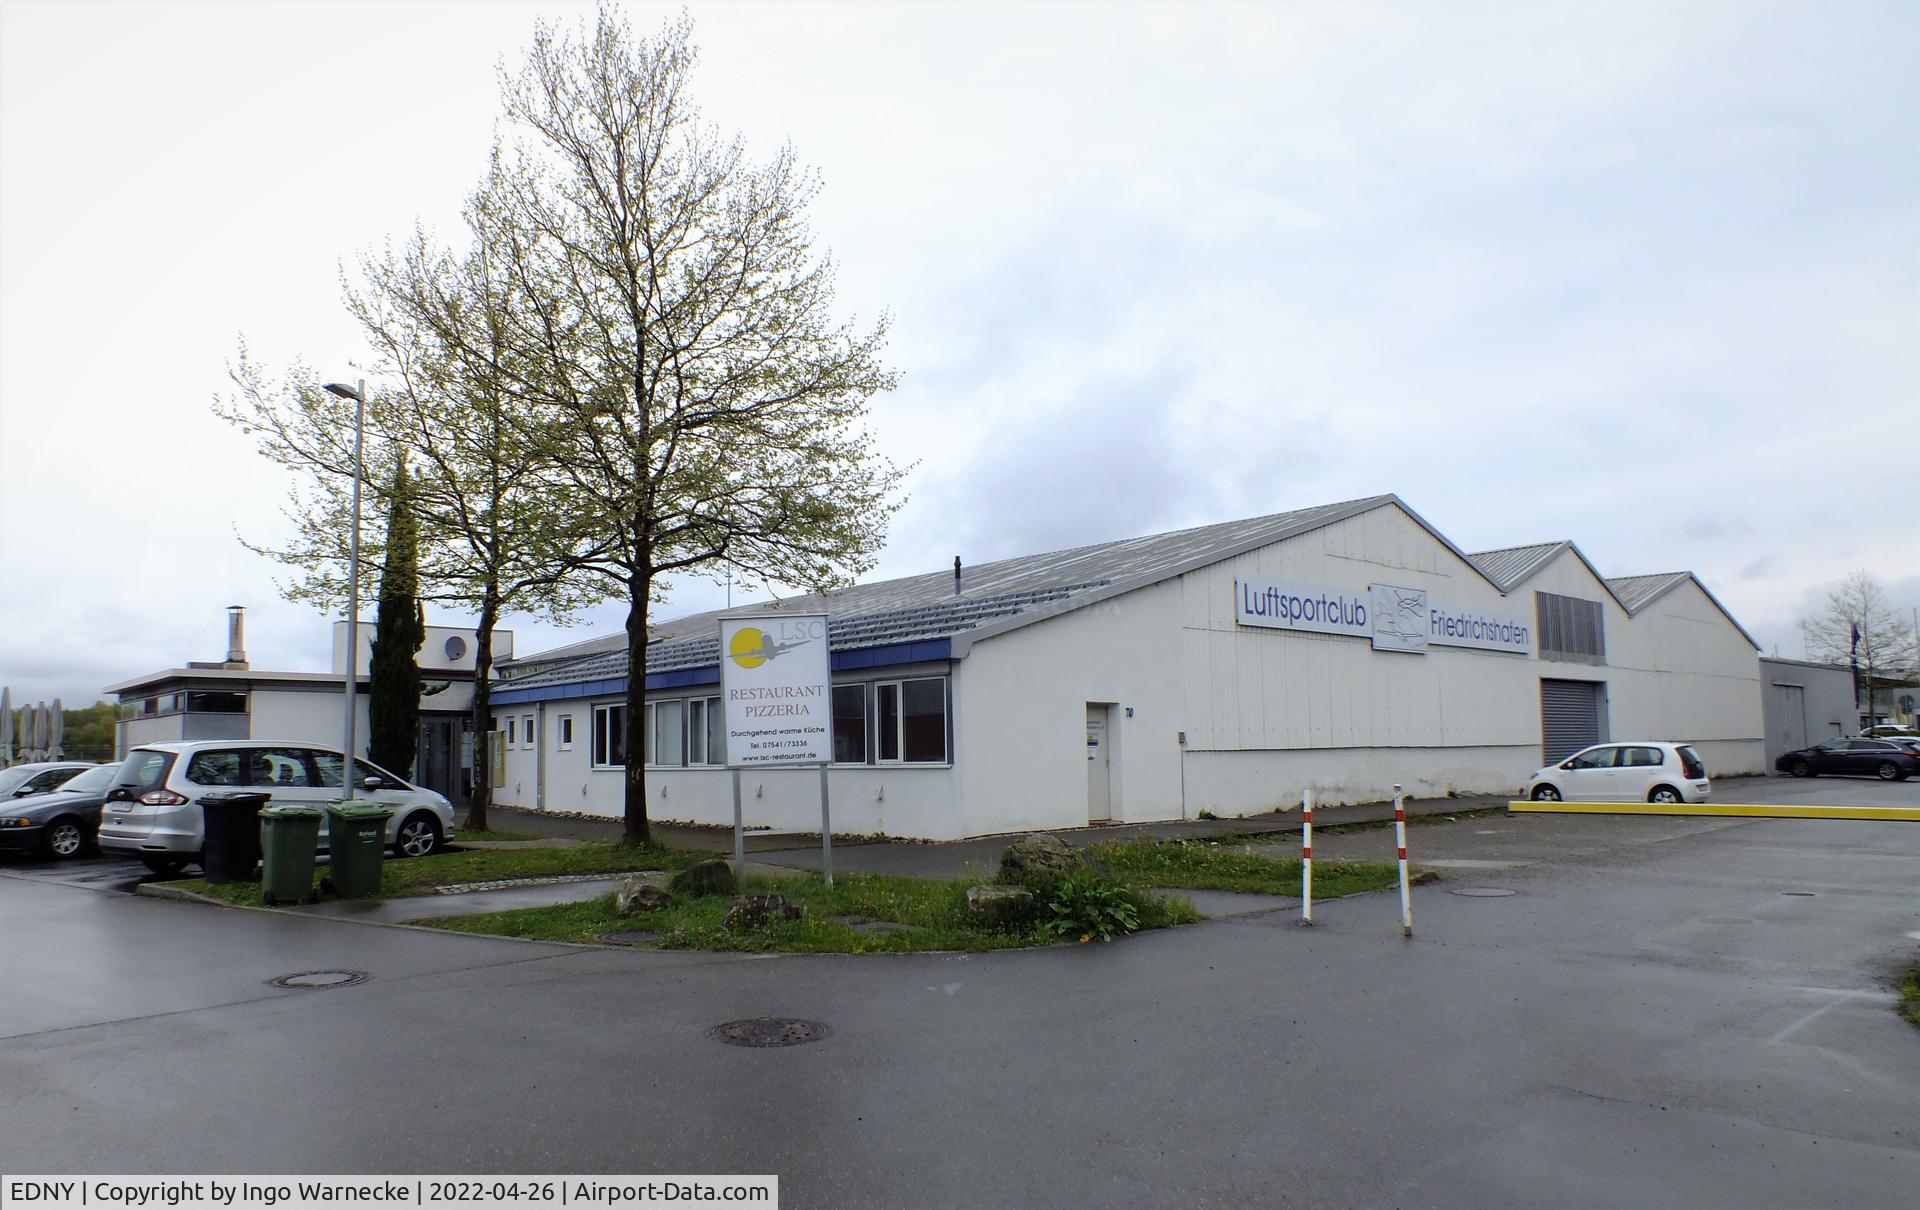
[368,454,425,778]
[477,8,902,845]
[1799,570,1916,721]
[218,195,605,827]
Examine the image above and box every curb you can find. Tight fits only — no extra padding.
[1508,800,1920,822]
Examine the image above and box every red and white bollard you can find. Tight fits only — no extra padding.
[1300,786,1315,927]
[1394,783,1412,938]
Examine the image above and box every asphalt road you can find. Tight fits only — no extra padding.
[1,808,1916,1208]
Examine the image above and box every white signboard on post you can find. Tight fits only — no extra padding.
[720,613,832,767]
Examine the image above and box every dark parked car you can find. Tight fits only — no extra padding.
[1774,738,1920,781]
[0,761,120,859]
[0,761,95,800]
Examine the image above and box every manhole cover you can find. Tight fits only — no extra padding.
[1448,888,1518,898]
[268,969,369,990]
[709,1018,829,1048]
[598,930,662,946]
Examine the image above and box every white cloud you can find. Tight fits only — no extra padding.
[2,0,1915,703]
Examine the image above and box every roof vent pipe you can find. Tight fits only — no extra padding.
[225,605,248,668]
[954,556,962,597]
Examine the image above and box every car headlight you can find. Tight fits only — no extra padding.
[5,817,34,827]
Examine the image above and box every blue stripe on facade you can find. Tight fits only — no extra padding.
[488,638,953,706]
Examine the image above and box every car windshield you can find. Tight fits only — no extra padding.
[55,763,118,793]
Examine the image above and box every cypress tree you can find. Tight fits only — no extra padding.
[368,456,425,778]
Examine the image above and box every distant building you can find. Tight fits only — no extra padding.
[486,494,1765,839]
[106,608,510,805]
[1757,656,1856,768]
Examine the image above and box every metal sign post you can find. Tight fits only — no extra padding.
[819,763,833,886]
[720,613,835,888]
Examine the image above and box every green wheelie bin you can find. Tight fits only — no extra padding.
[259,804,324,905]
[324,801,394,898]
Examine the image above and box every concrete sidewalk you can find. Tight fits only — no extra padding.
[468,788,1518,881]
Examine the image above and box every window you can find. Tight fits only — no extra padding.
[523,715,534,749]
[310,752,408,789]
[593,704,626,768]
[506,717,517,746]
[1535,592,1606,664]
[248,748,315,788]
[185,749,246,786]
[1565,746,1618,771]
[652,699,685,767]
[558,715,574,750]
[1623,746,1664,768]
[833,685,867,764]
[685,697,724,766]
[875,677,948,764]
[185,690,247,714]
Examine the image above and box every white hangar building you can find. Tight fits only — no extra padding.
[488,494,1765,840]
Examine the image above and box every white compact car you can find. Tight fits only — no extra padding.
[1524,742,1711,804]
[97,740,456,876]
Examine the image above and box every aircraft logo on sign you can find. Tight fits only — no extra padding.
[727,626,814,669]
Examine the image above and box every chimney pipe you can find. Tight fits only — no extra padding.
[954,556,962,597]
[225,605,248,668]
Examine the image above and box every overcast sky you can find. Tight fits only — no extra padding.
[2,0,1915,706]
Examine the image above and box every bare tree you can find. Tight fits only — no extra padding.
[1799,570,1916,723]
[476,8,902,845]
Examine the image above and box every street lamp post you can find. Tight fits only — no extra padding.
[323,379,367,797]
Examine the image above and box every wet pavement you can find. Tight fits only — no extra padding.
[2,805,1916,1207]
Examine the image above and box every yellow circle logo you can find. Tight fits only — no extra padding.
[729,627,769,668]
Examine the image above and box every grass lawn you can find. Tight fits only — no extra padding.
[1901,966,1920,1030]
[161,841,717,908]
[424,870,1200,953]
[1091,838,1412,898]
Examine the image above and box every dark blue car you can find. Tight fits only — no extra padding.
[0,762,118,859]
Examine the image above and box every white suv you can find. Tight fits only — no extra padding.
[98,741,456,876]
[1524,741,1711,804]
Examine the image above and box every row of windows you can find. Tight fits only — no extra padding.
[498,677,950,770]
[119,690,249,721]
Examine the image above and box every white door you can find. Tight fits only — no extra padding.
[1559,745,1622,801]
[1086,705,1111,822]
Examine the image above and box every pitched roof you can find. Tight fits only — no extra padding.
[501,494,1437,689]
[1467,541,1569,591]
[1607,572,1759,649]
[1604,572,1693,612]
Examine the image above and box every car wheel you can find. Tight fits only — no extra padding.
[140,856,187,877]
[1531,785,1561,802]
[1789,759,1811,778]
[394,813,443,859]
[42,816,87,860]
[1648,786,1683,805]
[1876,761,1904,781]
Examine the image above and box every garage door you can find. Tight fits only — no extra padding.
[1541,679,1605,764]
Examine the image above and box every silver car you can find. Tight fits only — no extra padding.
[97,741,456,876]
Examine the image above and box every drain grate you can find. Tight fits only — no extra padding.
[1447,887,1518,898]
[709,1018,829,1048]
[268,969,369,990]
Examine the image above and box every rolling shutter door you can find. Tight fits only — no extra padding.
[1541,679,1603,764]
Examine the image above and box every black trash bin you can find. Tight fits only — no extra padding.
[200,791,272,883]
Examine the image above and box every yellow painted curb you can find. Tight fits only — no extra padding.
[1507,800,1920,822]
